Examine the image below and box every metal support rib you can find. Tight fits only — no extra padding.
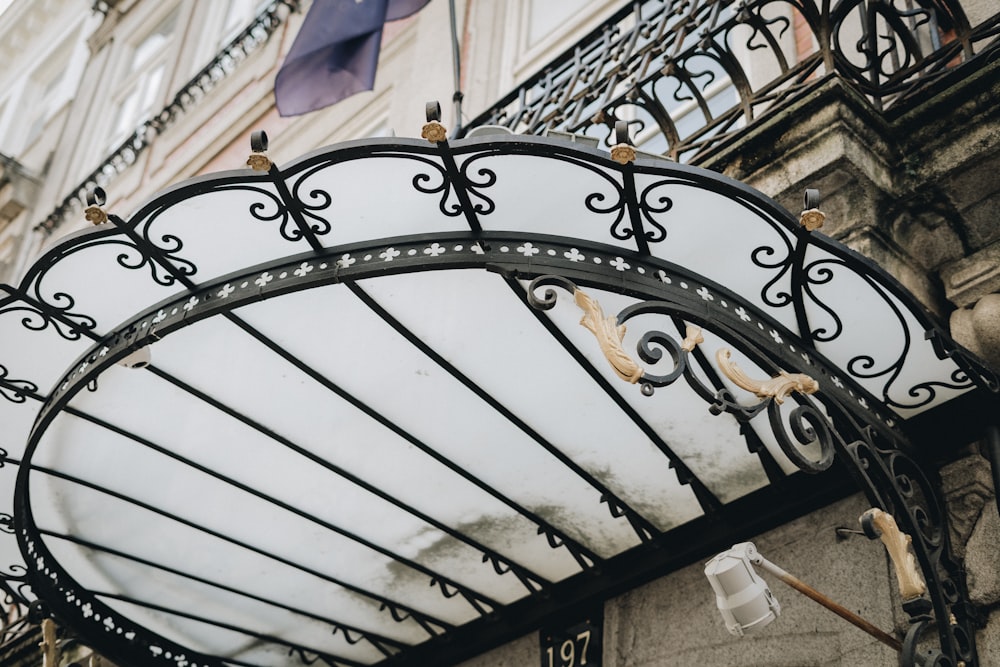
[670,316,787,487]
[345,282,604,567]
[266,160,325,252]
[143,364,501,616]
[30,464,451,638]
[88,590,368,667]
[506,277,723,517]
[349,281,660,543]
[219,312,554,593]
[432,139,483,234]
[39,529,406,659]
[621,167,652,256]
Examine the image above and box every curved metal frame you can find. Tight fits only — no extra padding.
[6,236,979,666]
[2,133,996,665]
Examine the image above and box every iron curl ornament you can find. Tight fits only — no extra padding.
[526,275,834,474]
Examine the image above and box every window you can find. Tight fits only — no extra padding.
[104,8,179,151]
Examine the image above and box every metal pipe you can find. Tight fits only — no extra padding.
[755,557,903,653]
[448,0,464,136]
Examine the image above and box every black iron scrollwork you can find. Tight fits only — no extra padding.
[466,0,991,162]
[0,366,39,404]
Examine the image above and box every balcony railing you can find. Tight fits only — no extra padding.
[465,0,1000,163]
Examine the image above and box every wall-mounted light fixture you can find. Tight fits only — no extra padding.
[705,540,902,652]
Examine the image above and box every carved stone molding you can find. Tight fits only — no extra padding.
[940,454,995,559]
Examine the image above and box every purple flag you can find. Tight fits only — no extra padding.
[275,0,430,117]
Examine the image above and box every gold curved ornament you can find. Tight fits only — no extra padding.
[421,120,448,144]
[716,348,818,403]
[681,324,704,352]
[574,289,644,383]
[861,508,928,601]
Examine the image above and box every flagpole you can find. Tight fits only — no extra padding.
[448,0,464,137]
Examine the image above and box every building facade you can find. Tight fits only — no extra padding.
[1,0,999,665]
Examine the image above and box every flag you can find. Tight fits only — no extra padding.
[275,0,431,117]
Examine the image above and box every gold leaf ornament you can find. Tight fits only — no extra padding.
[574,289,644,383]
[716,348,818,403]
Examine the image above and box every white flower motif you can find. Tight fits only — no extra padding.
[183,296,199,312]
[696,286,714,301]
[564,248,584,262]
[832,376,843,388]
[734,306,751,322]
[769,330,783,344]
[104,617,115,630]
[217,283,235,298]
[657,270,672,284]
[152,309,167,324]
[293,261,314,277]
[82,602,93,618]
[517,242,540,257]
[424,243,445,257]
[380,247,400,262]
[610,257,630,271]
[336,253,356,268]
[255,272,274,287]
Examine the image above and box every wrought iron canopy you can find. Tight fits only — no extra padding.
[0,131,996,666]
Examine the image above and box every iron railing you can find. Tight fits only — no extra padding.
[36,0,299,234]
[465,0,1000,162]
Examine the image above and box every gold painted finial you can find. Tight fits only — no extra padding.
[84,187,109,225]
[84,205,108,225]
[574,288,644,383]
[422,100,448,143]
[716,348,818,404]
[800,188,825,231]
[422,120,447,144]
[247,129,272,171]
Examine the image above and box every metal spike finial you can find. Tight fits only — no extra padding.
[246,130,272,171]
[610,120,636,165]
[422,100,447,143]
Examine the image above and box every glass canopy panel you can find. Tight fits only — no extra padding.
[800,244,973,416]
[0,302,97,399]
[282,151,471,247]
[455,152,637,252]
[628,171,801,335]
[229,285,585,582]
[133,317,552,602]
[355,269,688,551]
[18,238,182,335]
[30,414,485,626]
[29,464,431,646]
[126,182,314,284]
[43,539,389,664]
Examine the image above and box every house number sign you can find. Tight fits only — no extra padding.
[540,607,602,667]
